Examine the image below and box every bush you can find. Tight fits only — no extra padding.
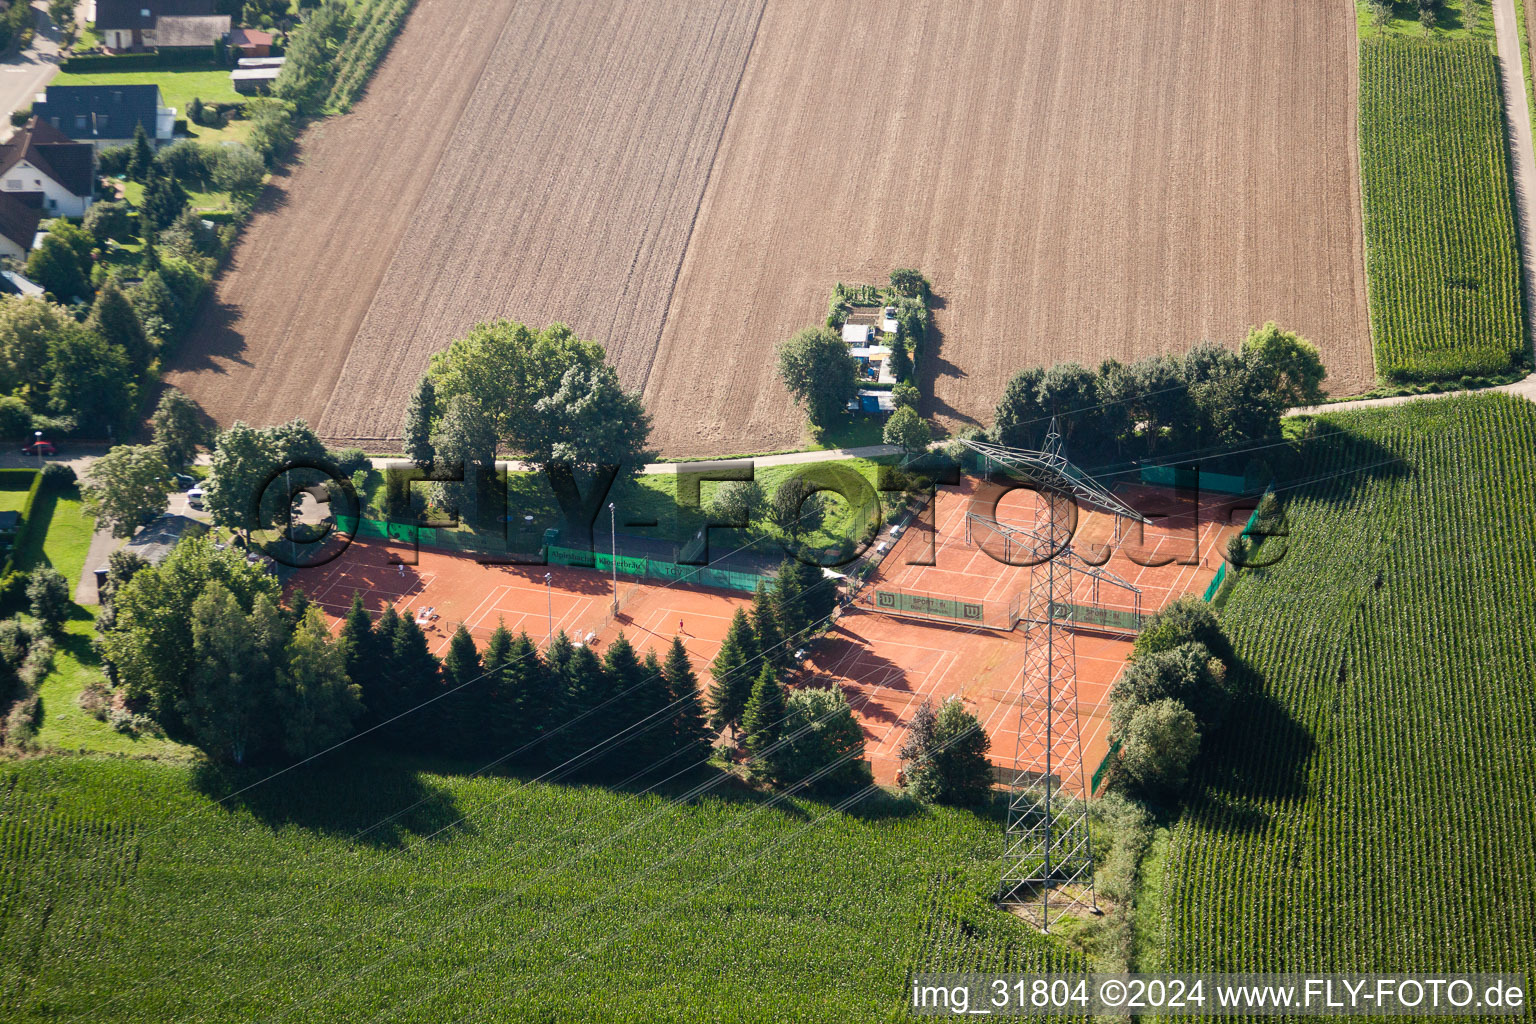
[0,395,31,439]
[770,686,873,794]
[331,447,371,476]
[2,694,41,750]
[83,200,133,243]
[98,145,133,178]
[153,140,211,186]
[27,567,71,634]
[1132,595,1232,664]
[78,679,112,721]
[1118,697,1200,798]
[208,142,266,197]
[40,461,76,489]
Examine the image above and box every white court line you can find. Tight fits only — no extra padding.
[460,584,511,635]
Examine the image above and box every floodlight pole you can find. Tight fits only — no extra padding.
[608,501,618,615]
[544,572,553,645]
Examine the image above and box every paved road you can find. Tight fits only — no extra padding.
[0,3,62,128]
[1495,0,1536,361]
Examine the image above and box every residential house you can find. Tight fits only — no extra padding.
[91,513,209,599]
[0,192,43,261]
[228,26,273,57]
[95,0,230,52]
[32,84,176,149]
[0,118,96,218]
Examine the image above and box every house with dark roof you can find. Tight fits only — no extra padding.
[91,513,210,599]
[31,83,175,150]
[0,117,96,218]
[0,192,43,260]
[95,0,229,52]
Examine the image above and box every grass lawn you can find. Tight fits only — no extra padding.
[1355,0,1496,41]
[0,472,35,513]
[17,484,189,758]
[50,67,256,149]
[50,67,241,111]
[121,179,236,214]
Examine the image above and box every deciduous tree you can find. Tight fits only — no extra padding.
[81,444,170,538]
[777,326,857,428]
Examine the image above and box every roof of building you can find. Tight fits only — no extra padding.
[230,66,281,82]
[0,118,95,196]
[0,270,45,298]
[124,513,209,565]
[228,26,274,47]
[94,0,219,31]
[154,13,230,46]
[0,192,43,252]
[841,322,874,344]
[33,84,164,143]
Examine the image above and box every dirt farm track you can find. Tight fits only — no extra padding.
[167,0,1371,456]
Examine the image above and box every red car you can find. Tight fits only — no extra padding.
[19,440,55,457]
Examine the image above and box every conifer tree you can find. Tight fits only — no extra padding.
[403,373,437,467]
[598,633,649,775]
[85,278,151,373]
[751,582,785,669]
[438,624,482,753]
[708,609,759,738]
[384,613,440,751]
[509,631,559,763]
[339,593,375,711]
[741,663,786,781]
[663,637,711,764]
[772,560,806,644]
[276,606,363,759]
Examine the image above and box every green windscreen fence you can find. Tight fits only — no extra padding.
[870,588,1016,630]
[335,517,768,593]
[547,546,766,593]
[1048,602,1145,634]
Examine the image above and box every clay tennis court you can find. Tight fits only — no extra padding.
[292,476,1239,790]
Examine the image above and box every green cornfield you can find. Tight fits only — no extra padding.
[0,756,1075,1021]
[1166,395,1536,982]
[1358,39,1527,381]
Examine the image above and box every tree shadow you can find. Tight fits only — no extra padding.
[192,751,476,849]
[1185,656,1314,835]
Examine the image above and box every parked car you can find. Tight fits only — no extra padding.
[173,473,198,491]
[186,486,206,508]
[19,440,55,456]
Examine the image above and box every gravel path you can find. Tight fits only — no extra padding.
[1495,0,1536,361]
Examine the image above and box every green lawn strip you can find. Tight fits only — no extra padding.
[1355,0,1496,42]
[17,485,189,756]
[49,67,241,111]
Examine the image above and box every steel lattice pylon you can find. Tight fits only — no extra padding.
[959,424,1149,932]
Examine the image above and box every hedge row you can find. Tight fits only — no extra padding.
[0,469,43,578]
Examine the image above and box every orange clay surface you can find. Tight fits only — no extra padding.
[291,482,1242,790]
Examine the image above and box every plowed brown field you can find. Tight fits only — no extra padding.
[169,0,1368,457]
[167,0,767,441]
[646,0,1370,454]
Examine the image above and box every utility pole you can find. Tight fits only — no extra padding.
[959,425,1147,934]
